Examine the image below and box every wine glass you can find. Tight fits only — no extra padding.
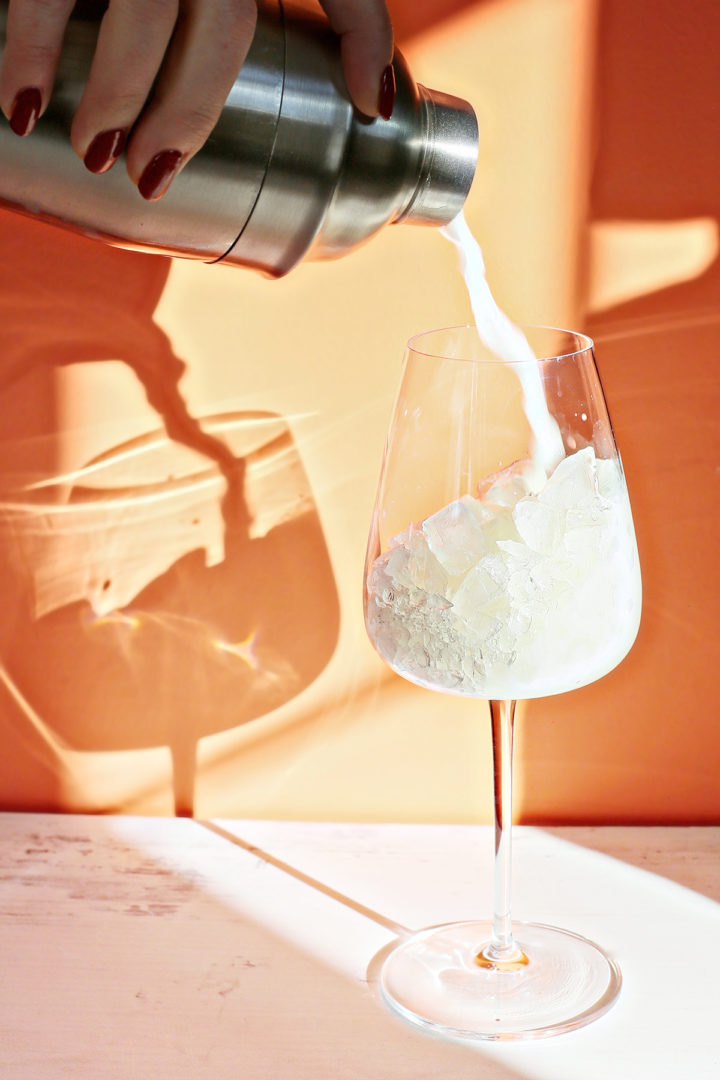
[363,325,641,1041]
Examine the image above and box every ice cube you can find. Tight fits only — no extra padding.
[459,493,495,527]
[465,608,503,641]
[506,567,545,608]
[385,527,449,596]
[513,496,565,554]
[525,555,575,604]
[452,561,509,623]
[422,499,489,577]
[539,446,597,510]
[483,618,518,668]
[496,538,540,562]
[477,458,546,508]
[462,497,519,548]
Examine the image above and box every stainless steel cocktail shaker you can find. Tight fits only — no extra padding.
[0,0,478,276]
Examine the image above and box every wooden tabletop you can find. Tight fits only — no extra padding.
[0,814,718,1078]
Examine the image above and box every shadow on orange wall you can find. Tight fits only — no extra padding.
[520,0,720,823]
[0,0,717,823]
[0,213,339,815]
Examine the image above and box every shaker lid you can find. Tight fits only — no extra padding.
[396,87,478,227]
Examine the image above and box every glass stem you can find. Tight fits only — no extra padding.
[481,699,527,966]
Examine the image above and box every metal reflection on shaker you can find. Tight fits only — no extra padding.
[0,0,478,277]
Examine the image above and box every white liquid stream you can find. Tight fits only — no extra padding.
[440,212,565,474]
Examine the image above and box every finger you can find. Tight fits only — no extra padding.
[123,0,258,200]
[0,0,77,134]
[319,0,394,118]
[71,0,180,173]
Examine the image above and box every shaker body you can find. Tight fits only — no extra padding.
[0,0,477,276]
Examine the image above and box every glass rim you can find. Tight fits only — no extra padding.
[406,323,595,364]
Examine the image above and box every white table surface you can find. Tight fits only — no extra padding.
[0,814,718,1079]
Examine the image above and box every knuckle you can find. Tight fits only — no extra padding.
[15,39,59,65]
[119,0,177,15]
[22,0,70,16]
[175,101,222,141]
[102,81,149,113]
[4,1,73,66]
[221,0,256,20]
[113,0,179,32]
[206,0,257,45]
[142,0,180,20]
[78,76,148,123]
[8,0,71,36]
[132,101,222,163]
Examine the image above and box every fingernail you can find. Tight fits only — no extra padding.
[9,86,42,136]
[138,149,183,201]
[84,128,126,174]
[378,65,395,120]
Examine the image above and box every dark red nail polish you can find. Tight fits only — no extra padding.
[138,149,183,201]
[84,128,126,174]
[9,86,42,136]
[378,64,395,120]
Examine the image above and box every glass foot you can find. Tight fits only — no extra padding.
[380,920,621,1042]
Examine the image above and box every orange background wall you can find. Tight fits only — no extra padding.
[0,0,717,822]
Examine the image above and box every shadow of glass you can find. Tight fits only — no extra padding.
[0,414,339,817]
[0,209,339,816]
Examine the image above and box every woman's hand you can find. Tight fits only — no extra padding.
[0,0,394,200]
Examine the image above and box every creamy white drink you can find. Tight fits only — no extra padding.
[366,447,641,699]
